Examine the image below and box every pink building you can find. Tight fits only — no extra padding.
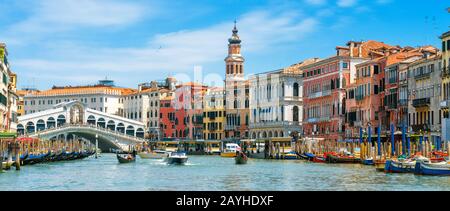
[302,40,394,141]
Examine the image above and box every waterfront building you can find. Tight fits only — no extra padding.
[248,59,318,139]
[173,82,208,140]
[407,51,442,141]
[301,40,392,141]
[23,79,135,116]
[202,87,226,140]
[159,94,176,139]
[440,30,450,139]
[0,43,18,132]
[224,22,250,139]
[384,47,433,131]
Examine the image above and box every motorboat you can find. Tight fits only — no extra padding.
[138,150,167,159]
[220,143,240,158]
[166,151,188,165]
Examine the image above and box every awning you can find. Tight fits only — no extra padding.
[0,132,17,139]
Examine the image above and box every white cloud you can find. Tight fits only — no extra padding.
[13,10,319,87]
[337,0,358,7]
[3,0,148,45]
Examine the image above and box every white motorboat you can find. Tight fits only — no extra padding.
[138,150,167,159]
[165,151,188,165]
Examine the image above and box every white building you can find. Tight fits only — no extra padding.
[248,61,310,139]
[23,81,135,116]
[408,52,442,139]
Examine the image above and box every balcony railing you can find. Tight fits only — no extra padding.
[412,98,430,108]
[249,121,301,129]
[306,116,331,123]
[308,90,331,99]
[414,72,431,80]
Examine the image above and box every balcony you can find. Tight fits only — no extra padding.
[284,96,302,101]
[307,116,330,123]
[411,124,430,133]
[414,72,431,80]
[308,90,331,99]
[412,98,430,108]
[249,121,301,129]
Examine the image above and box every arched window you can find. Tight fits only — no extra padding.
[87,115,96,125]
[126,126,135,136]
[97,118,106,128]
[36,119,46,131]
[47,117,56,129]
[136,128,145,138]
[107,120,115,131]
[117,123,125,134]
[293,106,299,122]
[57,115,66,127]
[17,124,25,135]
[293,83,299,97]
[26,122,35,134]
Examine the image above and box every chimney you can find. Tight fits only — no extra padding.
[349,42,355,57]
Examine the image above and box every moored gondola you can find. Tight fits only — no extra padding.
[326,153,361,164]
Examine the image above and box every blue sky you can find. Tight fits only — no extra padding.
[0,0,448,90]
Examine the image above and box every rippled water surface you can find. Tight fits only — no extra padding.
[1,154,450,191]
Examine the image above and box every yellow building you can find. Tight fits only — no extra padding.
[441,31,450,118]
[202,87,225,140]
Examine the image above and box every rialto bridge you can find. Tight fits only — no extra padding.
[17,101,146,151]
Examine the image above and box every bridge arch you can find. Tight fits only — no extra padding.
[126,125,135,136]
[97,118,106,128]
[57,115,66,127]
[117,123,125,134]
[36,119,46,132]
[26,122,35,134]
[47,117,56,129]
[87,115,96,125]
[136,128,145,138]
[107,120,115,131]
[17,124,25,135]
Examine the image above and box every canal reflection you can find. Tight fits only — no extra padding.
[1,154,450,191]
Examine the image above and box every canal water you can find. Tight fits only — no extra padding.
[1,154,449,191]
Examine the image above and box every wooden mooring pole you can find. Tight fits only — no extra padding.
[14,140,20,171]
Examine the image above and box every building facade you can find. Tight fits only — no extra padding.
[0,43,18,132]
[202,87,226,140]
[407,53,442,140]
[23,80,134,116]
[248,60,317,140]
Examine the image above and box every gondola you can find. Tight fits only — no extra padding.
[326,154,361,164]
[235,152,248,165]
[23,152,50,166]
[117,151,136,164]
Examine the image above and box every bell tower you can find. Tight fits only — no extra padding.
[225,21,245,77]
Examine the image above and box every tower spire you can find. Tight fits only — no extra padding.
[229,20,241,44]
